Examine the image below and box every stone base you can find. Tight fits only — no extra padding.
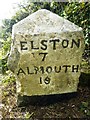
[17,92,77,107]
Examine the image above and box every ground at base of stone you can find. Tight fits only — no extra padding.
[1,72,90,119]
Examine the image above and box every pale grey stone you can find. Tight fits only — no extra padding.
[8,9,85,96]
[7,47,20,73]
[12,9,82,36]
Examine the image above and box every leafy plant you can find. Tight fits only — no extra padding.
[2,74,16,84]
[79,101,90,116]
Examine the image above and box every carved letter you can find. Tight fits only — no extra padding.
[50,39,60,50]
[41,40,47,50]
[63,65,71,72]
[34,66,39,74]
[54,66,61,73]
[71,39,80,48]
[46,66,52,73]
[30,41,39,50]
[17,68,26,75]
[20,41,28,50]
[62,39,69,48]
[72,65,79,72]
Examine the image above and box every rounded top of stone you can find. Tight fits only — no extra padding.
[13,9,82,35]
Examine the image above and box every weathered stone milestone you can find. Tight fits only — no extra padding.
[8,9,84,96]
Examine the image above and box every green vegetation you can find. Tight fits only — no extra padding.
[79,101,90,116]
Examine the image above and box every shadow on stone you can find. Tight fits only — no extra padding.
[17,92,77,107]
